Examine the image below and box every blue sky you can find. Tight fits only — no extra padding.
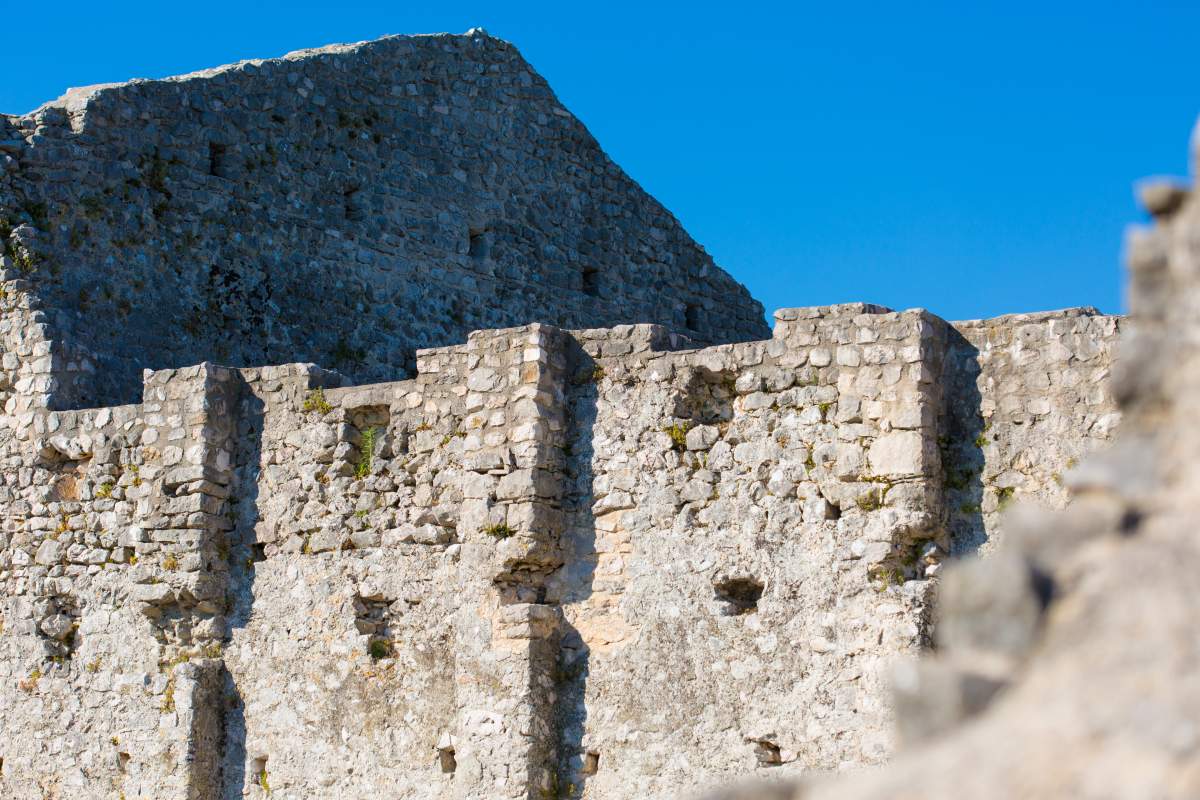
[4,1,1198,321]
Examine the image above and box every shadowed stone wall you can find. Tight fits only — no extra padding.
[0,30,767,408]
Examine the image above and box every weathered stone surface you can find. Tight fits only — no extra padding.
[0,30,767,411]
[700,120,1200,800]
[867,431,924,477]
[0,30,1130,800]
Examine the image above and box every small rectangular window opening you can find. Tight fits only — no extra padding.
[438,746,457,773]
[582,268,600,297]
[685,304,701,330]
[468,227,490,259]
[344,186,363,222]
[208,143,227,178]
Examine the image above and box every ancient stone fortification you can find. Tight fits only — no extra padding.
[0,31,1124,800]
[702,131,1200,800]
[0,30,766,409]
[0,307,1117,799]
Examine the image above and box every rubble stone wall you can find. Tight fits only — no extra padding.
[942,310,1122,555]
[0,302,1119,799]
[0,31,767,409]
[691,121,1200,800]
[551,305,947,797]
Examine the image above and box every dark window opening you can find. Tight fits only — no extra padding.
[685,304,701,330]
[208,143,227,178]
[582,268,600,297]
[468,227,490,259]
[438,746,457,774]
[714,577,764,616]
[344,186,363,222]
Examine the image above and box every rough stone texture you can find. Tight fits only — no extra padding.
[943,310,1121,556]
[697,125,1200,800]
[0,30,767,408]
[0,30,1129,800]
[0,302,1117,798]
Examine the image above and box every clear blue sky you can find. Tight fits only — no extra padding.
[5,1,1198,321]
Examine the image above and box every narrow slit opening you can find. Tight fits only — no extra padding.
[344,186,363,222]
[208,143,226,178]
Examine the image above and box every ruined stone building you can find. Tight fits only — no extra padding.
[0,31,1121,800]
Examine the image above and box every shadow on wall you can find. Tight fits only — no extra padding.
[549,341,602,799]
[219,382,265,799]
[942,329,987,558]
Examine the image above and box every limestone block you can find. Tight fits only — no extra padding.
[868,431,925,477]
[686,425,720,451]
[34,538,65,565]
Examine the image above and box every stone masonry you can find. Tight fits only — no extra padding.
[0,29,767,409]
[0,30,1122,800]
[0,302,1118,799]
[699,119,1200,800]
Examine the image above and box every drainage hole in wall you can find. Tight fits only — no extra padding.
[438,746,457,774]
[714,577,763,616]
[468,227,490,259]
[751,738,782,767]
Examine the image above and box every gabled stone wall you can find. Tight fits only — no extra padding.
[0,30,767,409]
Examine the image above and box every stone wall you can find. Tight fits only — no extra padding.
[700,121,1200,800]
[942,308,1121,555]
[0,301,1119,799]
[0,30,767,408]
[551,305,947,797]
